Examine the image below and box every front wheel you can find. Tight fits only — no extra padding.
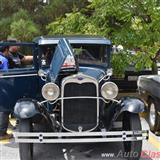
[122,112,142,160]
[148,98,160,133]
[19,119,33,160]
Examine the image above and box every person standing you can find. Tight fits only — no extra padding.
[9,45,25,68]
[0,46,9,70]
[8,39,33,68]
[0,45,12,140]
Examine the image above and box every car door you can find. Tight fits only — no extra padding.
[0,42,39,112]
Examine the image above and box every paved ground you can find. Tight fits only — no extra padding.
[0,118,160,160]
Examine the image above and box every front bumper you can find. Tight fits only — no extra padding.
[14,130,148,143]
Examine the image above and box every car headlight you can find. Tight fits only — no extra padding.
[42,82,59,101]
[101,82,118,99]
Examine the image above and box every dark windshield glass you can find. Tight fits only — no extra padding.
[40,44,108,67]
[72,44,107,65]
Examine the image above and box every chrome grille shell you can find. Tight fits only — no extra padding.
[61,73,99,132]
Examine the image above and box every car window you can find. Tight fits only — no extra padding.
[0,45,34,72]
[73,47,105,65]
[40,44,108,67]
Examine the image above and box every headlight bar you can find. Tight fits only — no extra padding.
[40,96,120,105]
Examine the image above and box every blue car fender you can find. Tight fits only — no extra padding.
[119,97,145,113]
[14,98,40,119]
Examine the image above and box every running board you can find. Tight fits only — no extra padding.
[14,130,149,143]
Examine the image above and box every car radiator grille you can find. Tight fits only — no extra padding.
[62,82,98,132]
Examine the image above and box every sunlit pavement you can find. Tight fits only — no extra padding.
[0,118,159,160]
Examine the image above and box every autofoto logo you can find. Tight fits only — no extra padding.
[101,150,160,159]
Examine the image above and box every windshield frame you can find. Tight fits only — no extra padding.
[38,43,111,70]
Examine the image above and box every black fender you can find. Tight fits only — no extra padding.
[14,98,55,130]
[14,98,40,119]
[103,97,145,130]
[119,97,145,113]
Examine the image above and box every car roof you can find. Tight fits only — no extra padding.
[33,35,111,45]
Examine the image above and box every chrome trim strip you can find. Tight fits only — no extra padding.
[15,130,147,136]
[61,73,99,132]
[49,96,119,104]
[40,96,120,106]
[15,137,147,143]
[0,73,38,78]
[38,39,110,45]
[63,38,73,55]
[14,130,148,143]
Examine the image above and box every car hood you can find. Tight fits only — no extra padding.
[79,66,105,81]
[49,38,75,81]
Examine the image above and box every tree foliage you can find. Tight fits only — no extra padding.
[47,0,160,73]
[8,9,40,41]
[9,19,40,41]
[0,0,89,40]
[0,17,12,40]
[47,9,101,35]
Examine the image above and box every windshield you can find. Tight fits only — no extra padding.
[40,44,108,67]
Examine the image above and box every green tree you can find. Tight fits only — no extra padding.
[8,9,40,41]
[0,17,12,40]
[0,0,89,38]
[9,19,39,41]
[47,11,89,35]
[33,0,89,34]
[47,0,160,73]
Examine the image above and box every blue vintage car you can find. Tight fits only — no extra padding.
[0,36,148,160]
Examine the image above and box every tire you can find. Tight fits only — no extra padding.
[148,98,160,133]
[122,112,142,160]
[19,119,33,160]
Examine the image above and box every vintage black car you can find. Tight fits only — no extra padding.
[0,36,148,160]
[138,75,160,134]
